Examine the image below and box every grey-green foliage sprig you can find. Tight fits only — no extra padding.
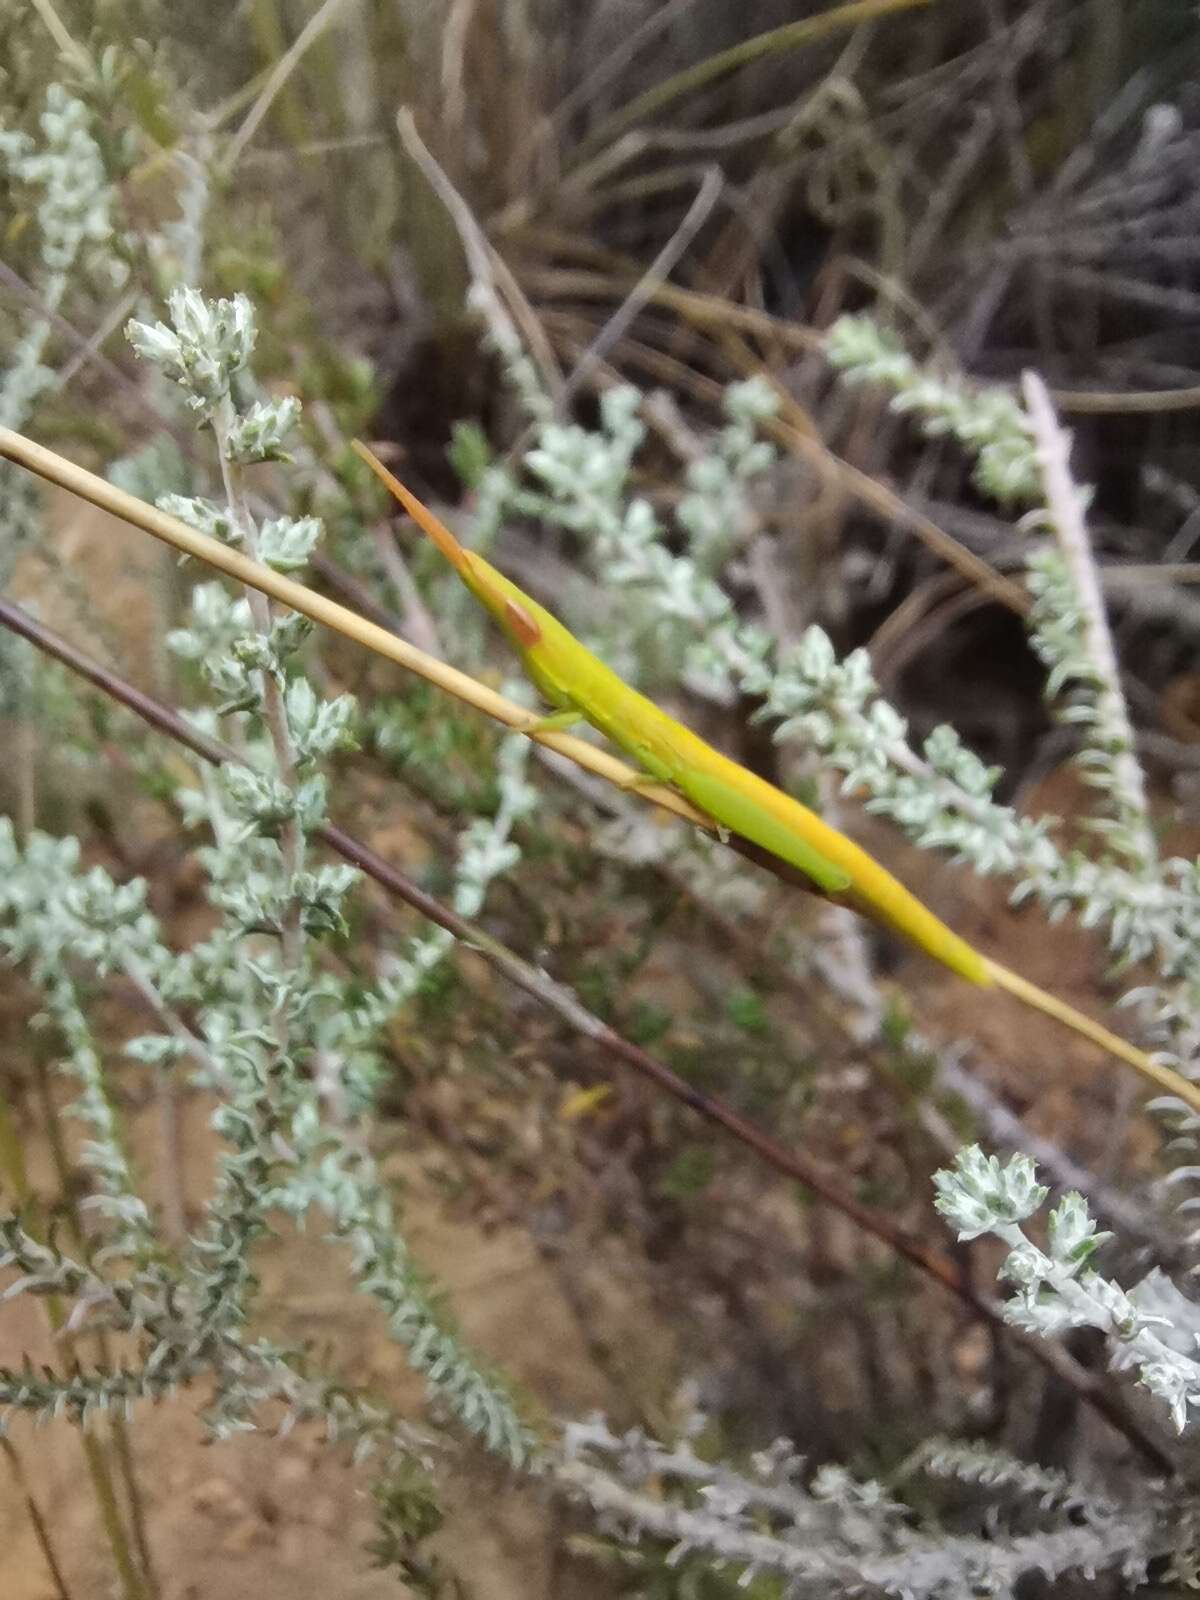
[823,312,1156,871]
[935,1146,1200,1431]
[0,85,124,434]
[825,314,1042,505]
[0,85,116,272]
[1020,370,1158,874]
[0,826,157,1260]
[752,624,1200,970]
[0,1217,429,1477]
[904,1439,1108,1518]
[0,84,127,716]
[284,1140,534,1462]
[119,286,533,1459]
[0,285,533,1509]
[126,286,257,422]
[556,1414,1155,1596]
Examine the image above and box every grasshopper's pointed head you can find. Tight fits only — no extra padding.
[353,440,470,573]
[353,439,545,655]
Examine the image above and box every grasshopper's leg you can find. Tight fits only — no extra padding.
[614,771,668,796]
[678,766,852,894]
[611,739,677,797]
[521,708,585,735]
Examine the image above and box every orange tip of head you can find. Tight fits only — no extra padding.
[351,439,468,570]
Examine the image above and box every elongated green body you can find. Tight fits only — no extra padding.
[355,443,991,987]
[504,580,988,984]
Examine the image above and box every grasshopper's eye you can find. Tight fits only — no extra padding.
[504,597,541,646]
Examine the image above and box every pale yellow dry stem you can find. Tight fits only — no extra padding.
[225,0,359,173]
[986,959,1200,1116]
[397,108,564,401]
[29,0,91,70]
[0,426,699,832]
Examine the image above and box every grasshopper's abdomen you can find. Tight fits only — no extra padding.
[573,665,992,986]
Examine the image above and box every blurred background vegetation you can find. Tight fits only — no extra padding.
[4,2,1200,1596]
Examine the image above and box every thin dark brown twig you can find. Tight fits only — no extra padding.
[0,595,1174,1476]
[557,164,723,410]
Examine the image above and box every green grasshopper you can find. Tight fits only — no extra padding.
[354,440,1200,1115]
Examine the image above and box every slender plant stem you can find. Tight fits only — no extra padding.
[212,406,305,974]
[15,683,36,842]
[0,1086,151,1600]
[1054,383,1200,414]
[1022,371,1156,866]
[557,164,723,410]
[0,1089,32,1210]
[154,1067,187,1244]
[76,1433,150,1600]
[108,1420,158,1600]
[225,0,358,173]
[0,594,1175,1476]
